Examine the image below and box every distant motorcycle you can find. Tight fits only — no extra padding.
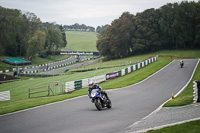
[180,60,184,68]
[89,89,112,111]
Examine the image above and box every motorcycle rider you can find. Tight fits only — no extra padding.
[88,81,110,102]
[180,60,184,67]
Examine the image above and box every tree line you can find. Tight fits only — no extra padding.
[97,1,200,60]
[63,23,95,32]
[0,6,67,59]
[96,24,110,33]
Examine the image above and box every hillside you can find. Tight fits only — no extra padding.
[66,31,98,52]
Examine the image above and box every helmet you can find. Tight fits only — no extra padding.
[89,81,94,88]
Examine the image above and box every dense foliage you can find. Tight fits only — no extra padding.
[97,1,200,60]
[0,6,67,58]
[63,23,95,32]
[96,24,110,33]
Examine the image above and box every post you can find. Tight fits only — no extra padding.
[48,85,50,96]
[172,93,174,99]
[28,88,30,98]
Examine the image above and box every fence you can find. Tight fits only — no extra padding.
[28,82,64,98]
[28,86,50,98]
[50,81,64,94]
[65,56,158,93]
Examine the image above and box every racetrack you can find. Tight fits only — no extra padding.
[0,59,198,133]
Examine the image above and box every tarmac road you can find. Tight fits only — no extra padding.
[0,59,198,133]
[23,56,77,73]
[42,57,99,74]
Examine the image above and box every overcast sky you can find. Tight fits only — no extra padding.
[0,0,198,28]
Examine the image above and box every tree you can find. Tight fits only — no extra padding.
[96,24,109,33]
[0,6,46,58]
[132,8,161,54]
[27,30,46,58]
[0,7,22,56]
[195,1,200,48]
[96,29,111,60]
[99,12,135,59]
[60,25,67,47]
[45,24,64,51]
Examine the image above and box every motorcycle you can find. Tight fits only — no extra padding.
[89,89,112,111]
[180,60,184,68]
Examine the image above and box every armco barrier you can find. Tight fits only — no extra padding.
[65,56,158,93]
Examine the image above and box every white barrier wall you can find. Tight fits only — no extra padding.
[121,69,125,76]
[0,91,10,101]
[65,81,75,92]
[128,66,131,73]
[142,62,144,68]
[138,63,141,69]
[82,78,89,88]
[89,75,106,84]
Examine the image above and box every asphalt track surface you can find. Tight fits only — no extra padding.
[42,58,99,74]
[24,56,85,73]
[0,59,198,133]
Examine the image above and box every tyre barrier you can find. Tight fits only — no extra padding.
[193,80,200,103]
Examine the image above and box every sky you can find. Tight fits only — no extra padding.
[0,0,198,28]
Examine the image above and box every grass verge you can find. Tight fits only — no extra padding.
[147,119,200,133]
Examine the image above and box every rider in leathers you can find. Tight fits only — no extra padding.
[180,60,184,67]
[88,81,110,102]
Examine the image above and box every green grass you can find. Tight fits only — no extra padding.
[153,50,200,58]
[147,119,200,133]
[66,31,98,52]
[0,55,70,71]
[0,61,13,71]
